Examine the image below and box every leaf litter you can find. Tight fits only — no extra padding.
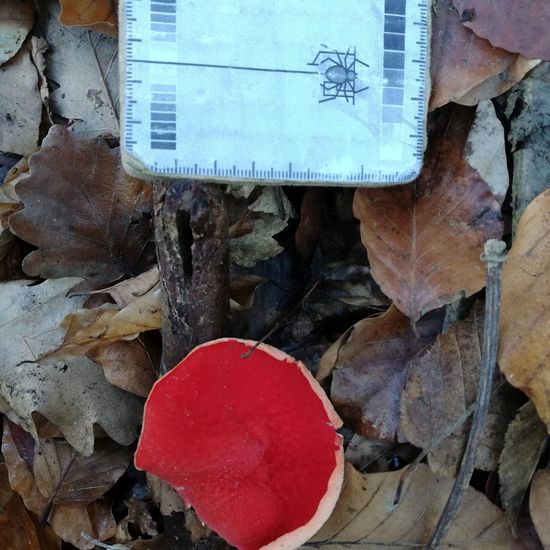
[0,1,550,549]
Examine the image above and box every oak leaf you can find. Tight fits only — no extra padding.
[353,137,503,321]
[0,278,142,456]
[310,463,509,549]
[317,306,442,439]
[430,0,539,110]
[498,189,550,427]
[453,0,550,61]
[0,0,34,64]
[9,126,154,290]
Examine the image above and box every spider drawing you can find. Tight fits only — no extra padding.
[308,46,369,104]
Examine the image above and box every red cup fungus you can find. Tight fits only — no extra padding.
[135,338,344,550]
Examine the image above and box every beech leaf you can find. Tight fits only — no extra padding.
[430,0,539,110]
[353,137,503,321]
[498,189,550,427]
[453,0,550,61]
[498,402,547,522]
[9,126,154,290]
[400,303,514,476]
[310,463,510,549]
[318,305,443,439]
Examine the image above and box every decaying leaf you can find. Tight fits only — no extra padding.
[400,303,514,476]
[430,0,539,110]
[0,47,42,156]
[49,498,116,550]
[61,288,162,352]
[529,470,550,547]
[465,100,509,205]
[310,463,510,549]
[43,0,119,136]
[59,0,117,36]
[0,0,34,64]
[317,306,443,439]
[230,187,294,267]
[499,402,547,522]
[498,189,550,427]
[90,266,160,307]
[453,0,550,61]
[2,419,128,550]
[9,126,154,290]
[0,463,61,550]
[353,137,503,321]
[0,278,142,455]
[88,339,156,398]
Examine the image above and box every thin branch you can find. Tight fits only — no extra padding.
[426,239,507,549]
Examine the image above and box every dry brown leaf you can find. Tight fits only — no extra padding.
[33,438,131,506]
[499,402,547,523]
[0,0,34,64]
[400,303,514,476]
[353,137,503,322]
[0,47,42,156]
[61,287,162,353]
[498,189,550,427]
[529,470,550,547]
[453,0,550,61]
[0,484,50,550]
[88,339,156,397]
[2,419,127,549]
[9,126,154,290]
[90,267,159,307]
[59,0,117,36]
[317,306,443,439]
[2,419,49,516]
[430,0,538,110]
[49,498,116,550]
[0,278,142,456]
[310,463,509,549]
[229,273,267,310]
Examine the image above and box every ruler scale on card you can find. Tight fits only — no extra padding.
[121,0,430,186]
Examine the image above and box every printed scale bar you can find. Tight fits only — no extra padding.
[121,0,431,186]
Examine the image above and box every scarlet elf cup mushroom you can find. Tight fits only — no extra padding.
[135,338,345,550]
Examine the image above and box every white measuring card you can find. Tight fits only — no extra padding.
[121,0,430,186]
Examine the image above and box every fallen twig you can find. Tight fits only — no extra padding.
[426,239,507,549]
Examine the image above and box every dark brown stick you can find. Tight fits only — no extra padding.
[153,180,230,549]
[426,239,507,549]
[154,180,229,371]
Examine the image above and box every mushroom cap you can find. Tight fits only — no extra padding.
[135,338,344,550]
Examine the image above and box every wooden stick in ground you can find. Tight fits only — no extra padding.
[153,179,230,549]
[154,179,229,371]
[426,239,507,549]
